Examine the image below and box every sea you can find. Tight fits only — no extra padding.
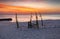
[0,14,60,22]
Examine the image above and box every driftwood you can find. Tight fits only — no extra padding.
[0,18,12,21]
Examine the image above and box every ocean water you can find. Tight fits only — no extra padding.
[0,14,60,22]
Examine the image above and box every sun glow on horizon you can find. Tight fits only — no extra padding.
[0,3,60,14]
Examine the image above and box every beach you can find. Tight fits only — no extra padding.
[0,14,60,39]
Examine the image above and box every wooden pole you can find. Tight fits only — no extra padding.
[39,13,43,27]
[30,13,32,23]
[28,13,32,28]
[15,13,19,28]
[35,13,39,29]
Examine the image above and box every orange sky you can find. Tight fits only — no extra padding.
[0,4,60,14]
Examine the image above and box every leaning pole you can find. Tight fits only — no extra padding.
[35,13,39,29]
[39,13,44,27]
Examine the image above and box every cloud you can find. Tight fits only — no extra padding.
[0,0,23,1]
[0,0,60,1]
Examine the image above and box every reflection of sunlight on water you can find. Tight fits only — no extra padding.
[0,14,60,22]
[42,15,60,20]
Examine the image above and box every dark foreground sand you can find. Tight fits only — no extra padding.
[0,20,60,39]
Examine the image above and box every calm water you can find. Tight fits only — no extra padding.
[0,14,60,22]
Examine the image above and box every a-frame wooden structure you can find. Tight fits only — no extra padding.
[28,12,39,29]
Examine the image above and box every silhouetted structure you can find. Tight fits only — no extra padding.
[28,21,32,28]
[28,12,39,29]
[35,13,39,29]
[28,13,32,28]
[15,13,19,28]
[0,18,12,21]
[39,13,43,27]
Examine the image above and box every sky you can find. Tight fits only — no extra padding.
[0,0,60,14]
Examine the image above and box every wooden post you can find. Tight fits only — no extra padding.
[35,13,39,29]
[28,13,32,28]
[30,13,32,23]
[40,13,43,27]
[15,13,19,28]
